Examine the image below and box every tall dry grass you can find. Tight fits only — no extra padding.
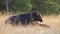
[0,14,60,34]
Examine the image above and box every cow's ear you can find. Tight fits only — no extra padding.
[36,11,40,15]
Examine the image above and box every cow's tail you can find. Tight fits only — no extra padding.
[5,19,11,24]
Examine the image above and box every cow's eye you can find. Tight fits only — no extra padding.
[36,13,40,15]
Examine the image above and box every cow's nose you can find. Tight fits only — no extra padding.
[40,20,43,22]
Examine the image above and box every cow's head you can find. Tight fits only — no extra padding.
[31,10,43,22]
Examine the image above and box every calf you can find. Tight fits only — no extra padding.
[5,10,43,25]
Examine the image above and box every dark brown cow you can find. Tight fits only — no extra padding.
[5,10,43,26]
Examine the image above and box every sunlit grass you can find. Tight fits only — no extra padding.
[0,13,60,34]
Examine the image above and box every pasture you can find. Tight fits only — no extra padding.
[0,14,60,34]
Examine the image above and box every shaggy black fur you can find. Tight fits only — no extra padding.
[5,10,43,25]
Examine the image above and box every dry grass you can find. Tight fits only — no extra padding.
[0,14,60,34]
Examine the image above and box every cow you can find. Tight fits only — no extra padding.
[5,10,43,26]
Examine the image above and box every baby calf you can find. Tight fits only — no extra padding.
[5,11,43,26]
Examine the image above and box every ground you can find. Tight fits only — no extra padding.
[0,14,60,34]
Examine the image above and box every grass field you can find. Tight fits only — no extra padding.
[0,14,60,34]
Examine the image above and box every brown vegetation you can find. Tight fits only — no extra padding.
[0,14,60,34]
